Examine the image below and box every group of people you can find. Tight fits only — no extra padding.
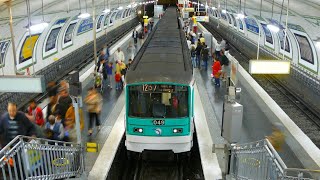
[183,18,230,87]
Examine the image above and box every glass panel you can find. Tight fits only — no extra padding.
[128,84,189,118]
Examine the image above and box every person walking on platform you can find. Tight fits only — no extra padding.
[57,88,72,124]
[106,62,113,89]
[115,72,122,90]
[212,58,221,87]
[195,41,203,68]
[0,103,36,146]
[65,103,84,142]
[114,47,125,63]
[84,88,102,136]
[201,44,209,70]
[132,29,138,45]
[25,99,45,127]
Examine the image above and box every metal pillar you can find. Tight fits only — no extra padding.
[5,0,18,74]
[72,96,83,144]
[282,0,289,60]
[92,0,98,68]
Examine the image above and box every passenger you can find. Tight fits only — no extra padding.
[201,44,209,70]
[25,99,45,127]
[59,80,69,93]
[132,28,138,45]
[106,62,113,89]
[190,46,196,68]
[220,39,226,51]
[220,49,230,81]
[0,103,36,146]
[47,81,58,98]
[195,41,203,68]
[84,88,102,136]
[126,59,133,70]
[113,47,125,63]
[266,123,285,152]
[65,103,84,142]
[215,42,222,60]
[98,50,105,63]
[57,88,72,123]
[97,59,108,88]
[127,41,136,61]
[115,72,122,90]
[187,38,192,49]
[44,115,64,141]
[150,21,154,31]
[199,33,205,44]
[103,45,110,61]
[116,60,126,74]
[212,58,222,87]
[47,94,58,121]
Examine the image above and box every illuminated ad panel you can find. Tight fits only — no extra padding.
[43,18,68,58]
[0,40,10,67]
[249,60,291,74]
[244,17,259,34]
[288,23,318,73]
[17,34,40,70]
[96,14,105,32]
[62,16,79,49]
[77,18,93,35]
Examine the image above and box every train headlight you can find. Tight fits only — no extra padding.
[134,128,143,133]
[173,128,183,133]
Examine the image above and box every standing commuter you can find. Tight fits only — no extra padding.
[127,41,136,61]
[212,58,221,87]
[106,62,113,89]
[103,45,110,61]
[84,88,102,136]
[132,29,138,45]
[0,103,36,146]
[195,41,203,68]
[220,49,230,81]
[113,47,125,63]
[115,72,122,90]
[190,46,196,68]
[57,88,72,124]
[201,44,209,70]
[199,33,205,44]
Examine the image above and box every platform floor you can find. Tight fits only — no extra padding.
[197,60,304,168]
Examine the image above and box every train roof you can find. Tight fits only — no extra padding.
[125,7,193,85]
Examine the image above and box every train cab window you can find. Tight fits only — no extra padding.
[128,85,189,118]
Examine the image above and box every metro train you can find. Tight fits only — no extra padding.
[0,6,137,75]
[125,7,195,153]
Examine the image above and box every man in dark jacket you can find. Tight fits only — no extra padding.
[0,103,36,146]
[195,41,203,68]
[201,44,209,70]
[132,29,138,45]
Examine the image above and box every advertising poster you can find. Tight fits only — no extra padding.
[45,27,61,52]
[77,18,93,35]
[19,34,40,64]
[261,23,273,44]
[0,40,10,65]
[244,17,259,34]
[294,33,314,64]
[64,23,76,44]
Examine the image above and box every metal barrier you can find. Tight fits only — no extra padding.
[229,139,320,180]
[0,136,84,180]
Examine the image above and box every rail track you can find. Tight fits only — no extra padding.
[202,22,320,148]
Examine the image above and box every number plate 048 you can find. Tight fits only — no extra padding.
[153,120,165,125]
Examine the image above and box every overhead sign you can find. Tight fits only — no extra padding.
[0,75,45,93]
[249,60,291,74]
[195,16,209,22]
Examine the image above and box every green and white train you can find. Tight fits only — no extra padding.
[125,7,194,153]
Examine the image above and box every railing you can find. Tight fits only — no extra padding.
[229,139,320,180]
[0,136,84,180]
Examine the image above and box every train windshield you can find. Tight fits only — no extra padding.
[128,84,189,118]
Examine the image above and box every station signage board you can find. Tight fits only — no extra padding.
[195,16,209,22]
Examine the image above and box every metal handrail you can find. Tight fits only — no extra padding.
[229,139,320,180]
[0,135,83,180]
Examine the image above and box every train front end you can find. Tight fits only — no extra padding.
[125,83,194,153]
